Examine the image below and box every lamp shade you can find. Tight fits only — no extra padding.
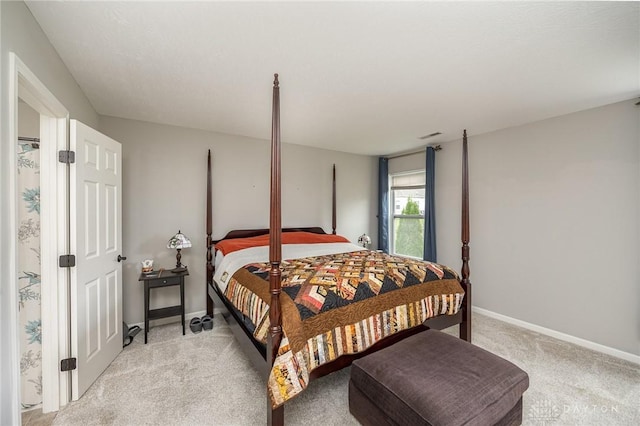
[358,234,371,248]
[167,230,192,249]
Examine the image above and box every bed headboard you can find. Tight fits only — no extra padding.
[213,227,327,244]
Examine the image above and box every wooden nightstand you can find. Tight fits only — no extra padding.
[138,268,189,344]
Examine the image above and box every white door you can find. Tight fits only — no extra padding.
[70,120,123,400]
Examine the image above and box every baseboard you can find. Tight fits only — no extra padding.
[473,306,640,365]
[127,310,208,331]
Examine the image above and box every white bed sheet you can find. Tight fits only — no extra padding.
[213,242,362,292]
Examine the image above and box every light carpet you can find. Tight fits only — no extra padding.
[53,313,640,425]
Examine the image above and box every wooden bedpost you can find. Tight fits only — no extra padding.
[206,150,214,317]
[268,74,284,426]
[332,164,337,235]
[460,130,472,342]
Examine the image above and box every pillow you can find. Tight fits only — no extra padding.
[215,231,349,256]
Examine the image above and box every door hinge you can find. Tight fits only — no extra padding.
[59,255,76,268]
[58,150,76,164]
[60,358,77,372]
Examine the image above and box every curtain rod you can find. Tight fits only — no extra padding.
[384,145,441,160]
[18,136,40,143]
[18,136,40,149]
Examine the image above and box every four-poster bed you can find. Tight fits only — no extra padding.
[205,74,471,425]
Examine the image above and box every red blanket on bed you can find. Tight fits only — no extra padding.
[215,231,349,255]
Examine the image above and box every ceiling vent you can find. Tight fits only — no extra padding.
[418,132,442,140]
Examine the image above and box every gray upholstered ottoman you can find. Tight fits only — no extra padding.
[349,329,529,426]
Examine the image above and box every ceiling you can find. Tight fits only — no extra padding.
[26,1,639,156]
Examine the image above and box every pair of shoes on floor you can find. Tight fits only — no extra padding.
[190,315,213,333]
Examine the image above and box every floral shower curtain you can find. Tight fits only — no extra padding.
[18,142,42,410]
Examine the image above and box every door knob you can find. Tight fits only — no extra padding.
[117,255,127,262]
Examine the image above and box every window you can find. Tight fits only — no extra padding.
[390,171,425,258]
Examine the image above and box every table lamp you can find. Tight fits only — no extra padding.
[358,234,371,249]
[167,230,191,273]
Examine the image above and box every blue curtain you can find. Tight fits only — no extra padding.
[378,157,389,253]
[424,147,437,261]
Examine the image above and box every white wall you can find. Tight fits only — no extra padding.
[0,2,99,424]
[436,100,640,356]
[98,116,378,325]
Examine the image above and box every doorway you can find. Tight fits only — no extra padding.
[8,53,70,424]
[9,53,124,424]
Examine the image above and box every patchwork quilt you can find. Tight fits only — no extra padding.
[222,249,465,407]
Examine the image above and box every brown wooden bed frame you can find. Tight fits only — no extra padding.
[206,74,471,425]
